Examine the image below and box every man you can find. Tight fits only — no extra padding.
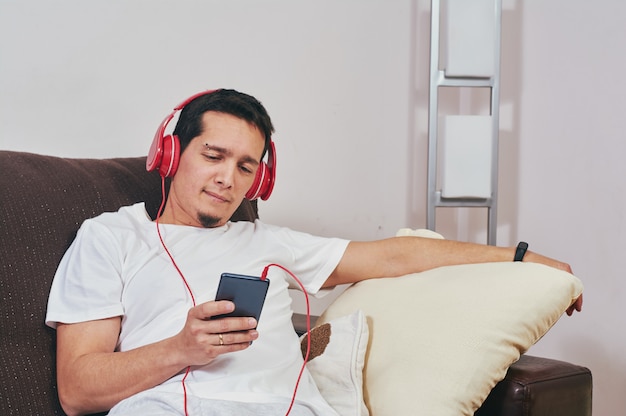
[46,89,582,416]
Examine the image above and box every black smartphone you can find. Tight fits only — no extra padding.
[212,273,270,322]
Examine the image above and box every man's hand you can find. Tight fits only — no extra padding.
[173,300,259,366]
[566,294,583,316]
[523,251,582,317]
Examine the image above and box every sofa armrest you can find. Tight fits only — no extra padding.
[476,354,592,416]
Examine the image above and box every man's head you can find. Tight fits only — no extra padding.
[173,89,274,159]
[158,89,275,228]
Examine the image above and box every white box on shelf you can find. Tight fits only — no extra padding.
[443,0,497,77]
[440,115,492,199]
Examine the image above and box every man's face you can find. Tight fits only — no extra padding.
[163,111,266,228]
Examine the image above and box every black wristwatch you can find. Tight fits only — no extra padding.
[514,242,528,262]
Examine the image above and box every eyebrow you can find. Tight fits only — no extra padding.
[203,144,260,166]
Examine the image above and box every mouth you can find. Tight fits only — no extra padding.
[204,190,231,203]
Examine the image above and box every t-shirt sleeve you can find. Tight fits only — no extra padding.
[263,224,350,296]
[45,220,125,328]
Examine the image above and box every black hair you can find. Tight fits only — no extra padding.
[172,89,274,158]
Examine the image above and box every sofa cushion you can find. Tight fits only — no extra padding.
[318,261,583,416]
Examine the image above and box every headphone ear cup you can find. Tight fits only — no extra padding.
[148,91,216,177]
[146,130,164,173]
[246,162,269,200]
[246,141,276,200]
[159,134,180,177]
[147,132,180,178]
[260,141,276,200]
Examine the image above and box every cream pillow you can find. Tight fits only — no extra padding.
[317,262,583,416]
[300,310,369,416]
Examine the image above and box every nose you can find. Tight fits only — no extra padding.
[214,162,236,189]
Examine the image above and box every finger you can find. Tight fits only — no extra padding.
[212,317,258,334]
[565,294,583,316]
[188,301,235,320]
[574,294,583,311]
[214,329,259,347]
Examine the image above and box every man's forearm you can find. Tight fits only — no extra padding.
[325,236,572,287]
[56,322,186,416]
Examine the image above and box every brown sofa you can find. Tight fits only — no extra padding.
[0,150,592,415]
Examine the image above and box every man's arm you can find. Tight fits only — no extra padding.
[56,301,258,416]
[324,237,582,314]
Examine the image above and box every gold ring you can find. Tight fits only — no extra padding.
[218,333,224,345]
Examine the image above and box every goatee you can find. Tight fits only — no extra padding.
[198,213,222,228]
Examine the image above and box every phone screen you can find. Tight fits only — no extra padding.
[212,273,270,322]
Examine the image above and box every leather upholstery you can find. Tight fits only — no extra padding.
[476,355,592,416]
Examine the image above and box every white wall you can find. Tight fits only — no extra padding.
[512,3,626,415]
[1,1,624,414]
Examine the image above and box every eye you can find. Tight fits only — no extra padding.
[239,164,254,175]
[204,153,222,162]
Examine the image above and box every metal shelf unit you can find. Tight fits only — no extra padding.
[426,0,502,245]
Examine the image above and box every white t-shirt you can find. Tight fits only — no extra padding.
[46,202,350,414]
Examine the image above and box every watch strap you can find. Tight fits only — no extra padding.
[514,241,528,262]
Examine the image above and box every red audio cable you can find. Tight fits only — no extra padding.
[155,177,313,416]
[155,176,195,416]
[261,263,312,416]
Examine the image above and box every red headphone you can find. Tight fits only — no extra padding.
[146,90,276,200]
